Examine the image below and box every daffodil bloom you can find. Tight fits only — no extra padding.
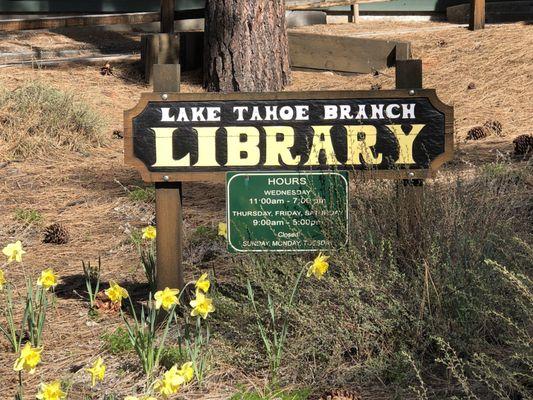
[36,381,66,400]
[218,222,227,238]
[154,377,175,397]
[142,225,157,240]
[154,365,185,397]
[2,240,26,263]
[0,269,6,290]
[105,281,129,304]
[87,357,106,387]
[13,342,42,374]
[37,268,59,290]
[154,287,179,311]
[178,361,195,383]
[306,252,330,280]
[190,290,215,319]
[195,273,210,293]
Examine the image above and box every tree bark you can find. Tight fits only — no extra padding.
[204,0,292,92]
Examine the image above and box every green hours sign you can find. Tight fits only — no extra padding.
[226,171,349,252]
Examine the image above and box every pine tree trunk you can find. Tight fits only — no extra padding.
[204,0,292,92]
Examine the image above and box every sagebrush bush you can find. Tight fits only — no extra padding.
[0,81,106,160]
[212,161,532,399]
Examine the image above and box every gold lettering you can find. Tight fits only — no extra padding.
[151,127,190,167]
[264,126,300,166]
[304,126,340,166]
[194,127,218,167]
[346,125,382,165]
[387,124,425,164]
[226,126,260,166]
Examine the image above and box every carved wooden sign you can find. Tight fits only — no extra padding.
[124,90,453,182]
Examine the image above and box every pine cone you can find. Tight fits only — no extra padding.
[513,134,533,156]
[100,63,113,76]
[483,120,503,136]
[43,223,70,244]
[466,126,488,140]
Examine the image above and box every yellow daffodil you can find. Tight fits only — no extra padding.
[190,290,215,319]
[142,226,157,240]
[154,365,185,397]
[178,361,195,383]
[195,273,210,293]
[36,381,66,400]
[154,287,179,311]
[37,268,59,290]
[306,252,330,279]
[13,342,42,374]
[154,377,174,397]
[86,357,106,387]
[218,222,227,238]
[0,269,6,290]
[2,240,26,263]
[105,281,129,304]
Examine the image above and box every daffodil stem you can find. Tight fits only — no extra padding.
[17,371,24,400]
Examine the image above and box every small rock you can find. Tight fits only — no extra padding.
[467,82,476,90]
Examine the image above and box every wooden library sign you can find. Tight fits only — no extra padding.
[124,90,453,183]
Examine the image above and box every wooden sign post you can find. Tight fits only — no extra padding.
[151,34,183,290]
[124,87,453,288]
[396,59,424,255]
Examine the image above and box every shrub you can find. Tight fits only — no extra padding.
[212,161,533,398]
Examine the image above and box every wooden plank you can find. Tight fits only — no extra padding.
[349,3,360,23]
[288,32,411,73]
[141,33,180,83]
[155,182,184,291]
[396,59,422,89]
[469,0,485,30]
[286,0,389,10]
[153,64,181,92]
[161,0,175,33]
[141,35,158,84]
[0,12,160,31]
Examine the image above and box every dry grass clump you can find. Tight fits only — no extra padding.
[0,81,107,160]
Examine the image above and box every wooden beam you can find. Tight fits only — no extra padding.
[289,32,411,73]
[286,0,387,10]
[153,63,180,92]
[396,59,422,89]
[161,0,175,34]
[469,0,485,30]
[0,12,160,32]
[348,3,360,23]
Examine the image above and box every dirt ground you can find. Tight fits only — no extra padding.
[0,20,532,398]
